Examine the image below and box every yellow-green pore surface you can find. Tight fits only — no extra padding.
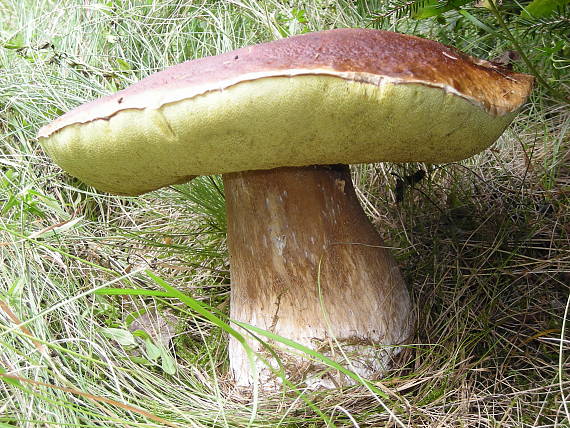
[40,75,516,195]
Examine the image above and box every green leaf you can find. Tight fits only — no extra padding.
[146,271,245,343]
[145,339,162,362]
[128,356,152,365]
[8,277,25,299]
[159,347,176,375]
[1,194,18,215]
[3,33,24,50]
[95,288,174,297]
[115,58,132,71]
[126,308,148,326]
[413,0,471,19]
[458,10,497,35]
[34,216,84,239]
[131,329,151,341]
[522,0,569,18]
[100,328,136,346]
[291,8,308,24]
[0,368,21,387]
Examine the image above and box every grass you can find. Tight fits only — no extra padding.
[1,0,569,426]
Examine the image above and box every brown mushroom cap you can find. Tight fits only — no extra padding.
[38,28,533,195]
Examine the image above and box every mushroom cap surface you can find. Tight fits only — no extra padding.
[38,28,533,195]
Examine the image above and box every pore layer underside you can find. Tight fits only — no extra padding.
[40,76,515,195]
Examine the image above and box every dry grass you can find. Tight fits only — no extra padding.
[1,0,568,426]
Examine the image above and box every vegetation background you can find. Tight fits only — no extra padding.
[1,0,568,426]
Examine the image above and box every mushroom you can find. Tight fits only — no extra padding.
[38,28,533,389]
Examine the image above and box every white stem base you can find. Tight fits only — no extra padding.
[224,165,411,389]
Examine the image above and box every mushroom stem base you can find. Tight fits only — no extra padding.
[224,165,411,389]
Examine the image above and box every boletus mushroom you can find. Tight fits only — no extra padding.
[38,28,533,389]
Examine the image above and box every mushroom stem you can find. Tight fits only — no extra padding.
[224,165,412,389]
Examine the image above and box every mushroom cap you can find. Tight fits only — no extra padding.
[38,28,533,195]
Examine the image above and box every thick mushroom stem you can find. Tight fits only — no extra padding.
[223,165,412,389]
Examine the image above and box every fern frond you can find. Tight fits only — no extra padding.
[367,0,431,25]
[519,6,570,37]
